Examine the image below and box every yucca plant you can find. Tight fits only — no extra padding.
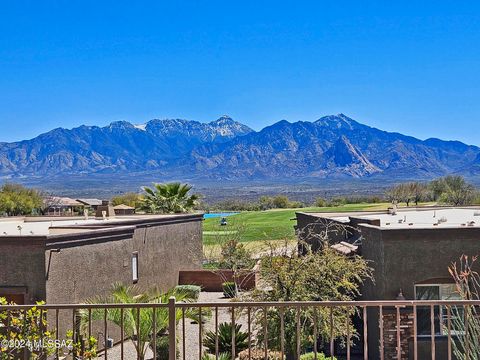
[79,283,200,360]
[141,182,199,214]
[203,322,248,357]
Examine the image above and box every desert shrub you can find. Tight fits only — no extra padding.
[156,335,180,360]
[272,195,290,208]
[238,349,284,360]
[202,353,230,360]
[174,285,201,300]
[289,201,304,208]
[219,240,255,271]
[111,192,143,208]
[314,198,327,207]
[300,352,336,360]
[222,282,236,298]
[0,183,43,216]
[203,322,248,355]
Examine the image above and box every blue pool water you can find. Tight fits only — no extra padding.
[203,212,239,219]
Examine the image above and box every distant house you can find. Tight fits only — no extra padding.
[44,197,84,216]
[296,207,480,360]
[76,198,103,210]
[113,204,136,215]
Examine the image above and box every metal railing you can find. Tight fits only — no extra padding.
[1,299,479,360]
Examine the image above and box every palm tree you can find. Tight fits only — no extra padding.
[79,283,199,360]
[141,182,200,214]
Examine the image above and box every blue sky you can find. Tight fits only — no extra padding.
[1,1,480,144]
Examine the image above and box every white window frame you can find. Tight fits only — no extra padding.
[132,252,139,283]
[415,283,462,335]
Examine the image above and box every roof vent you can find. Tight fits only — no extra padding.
[474,211,480,216]
[468,221,476,227]
[439,216,448,223]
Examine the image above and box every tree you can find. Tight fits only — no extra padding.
[140,182,199,214]
[80,283,199,360]
[272,195,290,209]
[314,198,327,207]
[439,175,475,206]
[406,182,427,206]
[112,192,143,208]
[386,182,428,206]
[249,233,372,360]
[0,183,43,216]
[258,196,274,210]
[429,178,447,201]
[385,183,408,205]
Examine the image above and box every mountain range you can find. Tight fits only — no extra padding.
[1,114,479,182]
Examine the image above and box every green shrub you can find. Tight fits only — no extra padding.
[156,335,179,360]
[314,198,327,207]
[175,285,201,300]
[300,352,337,360]
[202,353,230,360]
[203,322,248,355]
[238,349,284,359]
[222,282,236,298]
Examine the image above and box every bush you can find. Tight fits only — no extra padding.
[202,353,230,360]
[314,198,327,207]
[222,282,236,298]
[203,322,248,355]
[156,335,179,360]
[238,349,284,360]
[174,285,201,300]
[300,352,337,360]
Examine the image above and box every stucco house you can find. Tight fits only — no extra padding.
[296,207,480,360]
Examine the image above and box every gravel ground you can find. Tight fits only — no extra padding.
[178,291,252,360]
[92,292,250,360]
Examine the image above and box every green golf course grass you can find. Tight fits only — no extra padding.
[203,202,393,244]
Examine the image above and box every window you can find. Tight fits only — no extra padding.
[415,283,462,335]
[0,287,27,305]
[132,252,139,283]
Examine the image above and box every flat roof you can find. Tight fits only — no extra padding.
[298,207,480,229]
[0,213,203,237]
[337,208,480,229]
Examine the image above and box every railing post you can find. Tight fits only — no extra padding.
[168,296,177,360]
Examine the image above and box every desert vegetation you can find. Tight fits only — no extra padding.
[140,182,200,214]
[0,183,43,216]
[385,175,478,206]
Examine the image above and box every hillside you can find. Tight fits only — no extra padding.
[1,114,479,182]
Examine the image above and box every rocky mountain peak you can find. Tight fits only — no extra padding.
[106,120,136,130]
[315,113,361,130]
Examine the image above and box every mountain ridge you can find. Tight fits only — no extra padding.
[0,114,478,181]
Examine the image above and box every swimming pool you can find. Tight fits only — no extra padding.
[203,212,239,219]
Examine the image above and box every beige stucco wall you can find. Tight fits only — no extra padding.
[45,218,203,304]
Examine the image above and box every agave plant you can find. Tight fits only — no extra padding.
[202,352,231,360]
[203,322,249,357]
[79,283,199,360]
[141,182,199,214]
